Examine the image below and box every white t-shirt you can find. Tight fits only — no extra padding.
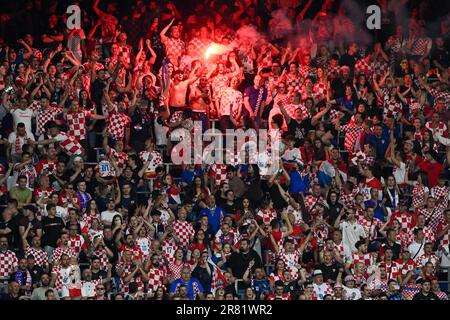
[281,147,302,163]
[8,132,35,155]
[340,220,366,256]
[11,108,34,136]
[343,285,362,300]
[81,281,97,298]
[393,162,406,185]
[408,241,425,262]
[154,117,169,146]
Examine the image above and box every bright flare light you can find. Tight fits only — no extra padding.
[205,43,229,60]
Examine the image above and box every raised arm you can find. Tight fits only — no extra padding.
[296,0,313,21]
[160,18,175,43]
[17,38,33,60]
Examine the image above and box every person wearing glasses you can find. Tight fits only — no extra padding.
[94,285,107,300]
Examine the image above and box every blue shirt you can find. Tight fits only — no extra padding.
[253,279,270,300]
[199,207,224,235]
[364,199,385,222]
[366,127,399,159]
[170,278,204,300]
[181,170,195,186]
[243,86,268,115]
[289,170,309,193]
[335,97,355,112]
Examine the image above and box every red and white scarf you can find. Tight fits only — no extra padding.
[16,132,28,154]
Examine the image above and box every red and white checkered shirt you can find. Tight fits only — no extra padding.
[412,185,428,209]
[0,250,18,279]
[162,37,185,62]
[209,163,228,188]
[256,209,278,225]
[278,246,302,279]
[351,253,375,269]
[416,254,439,268]
[429,88,450,106]
[162,238,177,264]
[25,246,49,268]
[53,132,84,156]
[313,82,328,101]
[147,266,167,294]
[116,262,144,293]
[418,207,443,234]
[139,150,163,176]
[65,110,91,141]
[390,211,414,233]
[35,106,62,136]
[92,248,110,270]
[303,195,326,213]
[52,246,77,265]
[367,278,388,292]
[107,110,130,140]
[437,221,450,248]
[284,102,310,120]
[167,261,188,282]
[118,44,133,66]
[404,226,435,247]
[285,73,302,93]
[33,187,55,202]
[173,220,195,250]
[267,293,292,300]
[211,74,230,97]
[396,258,417,276]
[382,261,401,280]
[354,59,372,78]
[425,121,448,138]
[338,185,360,208]
[436,291,449,300]
[51,264,68,292]
[108,148,128,169]
[372,58,389,78]
[358,216,384,241]
[36,160,57,176]
[189,37,210,59]
[401,283,421,300]
[334,242,345,262]
[298,65,316,79]
[340,122,363,151]
[382,93,402,121]
[67,235,87,256]
[412,37,431,56]
[431,185,450,210]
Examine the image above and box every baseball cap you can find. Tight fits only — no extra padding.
[313,269,323,276]
[74,156,83,162]
[334,283,343,289]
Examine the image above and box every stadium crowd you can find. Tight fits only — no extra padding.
[0,0,449,301]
